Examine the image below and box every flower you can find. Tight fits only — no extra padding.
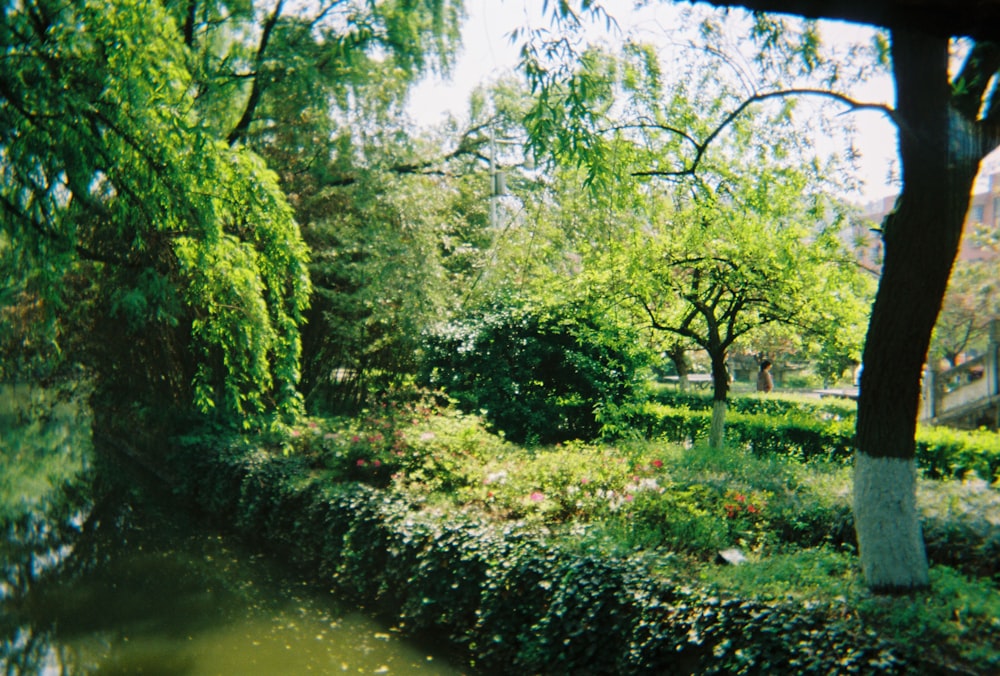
[484,470,508,485]
[356,458,367,467]
[529,491,545,502]
[651,459,663,468]
[373,459,382,467]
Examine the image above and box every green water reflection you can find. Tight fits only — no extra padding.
[1,387,462,675]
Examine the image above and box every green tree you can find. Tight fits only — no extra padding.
[0,0,310,433]
[299,170,476,413]
[517,22,871,449]
[596,183,869,448]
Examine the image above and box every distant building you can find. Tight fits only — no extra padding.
[855,171,1000,271]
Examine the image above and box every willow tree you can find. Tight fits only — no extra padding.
[0,0,309,435]
[166,0,472,411]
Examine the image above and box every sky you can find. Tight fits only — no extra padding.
[409,0,1000,206]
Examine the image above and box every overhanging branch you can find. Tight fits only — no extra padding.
[630,87,895,179]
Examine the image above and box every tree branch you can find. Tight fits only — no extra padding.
[630,88,895,179]
[691,0,1000,43]
[227,0,284,146]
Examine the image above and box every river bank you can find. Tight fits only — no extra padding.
[1,386,463,674]
[159,432,926,675]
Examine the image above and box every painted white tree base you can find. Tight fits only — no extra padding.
[853,453,930,592]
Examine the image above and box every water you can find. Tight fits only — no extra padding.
[1,386,464,675]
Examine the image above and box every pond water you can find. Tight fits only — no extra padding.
[1,387,463,675]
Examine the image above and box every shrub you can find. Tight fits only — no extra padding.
[418,295,653,444]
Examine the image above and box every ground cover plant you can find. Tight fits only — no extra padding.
[206,387,1000,673]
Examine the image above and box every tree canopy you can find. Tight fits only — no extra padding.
[0,0,468,431]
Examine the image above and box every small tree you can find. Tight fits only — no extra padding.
[610,190,869,447]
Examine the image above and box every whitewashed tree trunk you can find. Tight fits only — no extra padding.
[853,454,929,592]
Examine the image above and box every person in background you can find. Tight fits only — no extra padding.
[756,359,774,393]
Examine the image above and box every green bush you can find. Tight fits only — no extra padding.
[915,426,1000,483]
[651,388,857,420]
[643,394,1000,483]
[418,296,653,445]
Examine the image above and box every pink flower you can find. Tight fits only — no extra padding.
[625,494,634,502]
[746,504,758,514]
[356,459,366,467]
[529,491,545,502]
[651,459,663,469]
[351,435,361,443]
[373,459,382,467]
[290,430,302,438]
[580,477,590,484]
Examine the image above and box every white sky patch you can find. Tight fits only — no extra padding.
[408,0,1000,204]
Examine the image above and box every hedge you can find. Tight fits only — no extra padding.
[165,438,916,675]
[635,401,1000,483]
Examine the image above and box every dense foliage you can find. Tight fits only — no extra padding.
[168,392,1000,673]
[418,296,654,444]
[0,0,311,431]
[648,389,1000,482]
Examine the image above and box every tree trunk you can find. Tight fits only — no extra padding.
[708,349,729,448]
[853,29,982,593]
[667,343,690,392]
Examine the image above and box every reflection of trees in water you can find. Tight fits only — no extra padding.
[1,480,93,674]
[1,427,274,675]
[1,383,94,674]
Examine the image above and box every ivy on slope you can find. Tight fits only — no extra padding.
[170,438,919,675]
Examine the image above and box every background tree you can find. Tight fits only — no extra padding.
[583,173,870,447]
[929,248,1000,368]
[517,19,872,449]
